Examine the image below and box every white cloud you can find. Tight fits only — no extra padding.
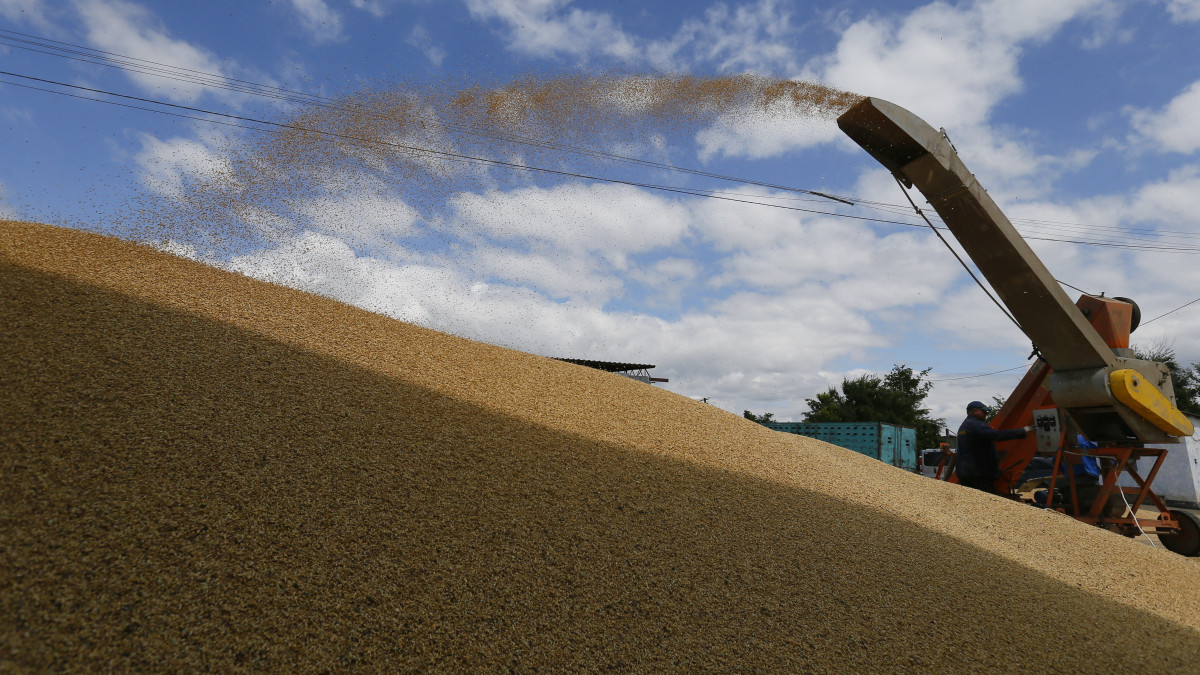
[0,0,49,25]
[697,0,1112,168]
[463,0,800,72]
[460,247,623,304]
[440,182,694,303]
[406,24,446,66]
[296,191,421,246]
[288,0,345,43]
[73,0,235,103]
[1164,0,1200,21]
[645,0,799,72]
[1,106,35,125]
[696,99,843,161]
[1128,80,1200,155]
[711,226,955,308]
[464,0,637,61]
[926,282,1032,352]
[449,182,692,264]
[812,0,1108,131]
[1126,166,1200,226]
[134,134,232,197]
[1043,164,1200,233]
[627,257,700,306]
[350,0,389,18]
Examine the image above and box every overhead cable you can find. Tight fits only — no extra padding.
[1142,296,1200,327]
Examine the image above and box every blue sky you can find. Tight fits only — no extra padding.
[3,0,1200,431]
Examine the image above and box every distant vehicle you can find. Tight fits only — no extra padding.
[920,449,942,479]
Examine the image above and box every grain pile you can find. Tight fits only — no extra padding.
[4,219,1200,672]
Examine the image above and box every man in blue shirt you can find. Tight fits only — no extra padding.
[956,401,1033,494]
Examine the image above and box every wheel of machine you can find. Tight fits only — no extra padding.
[1159,509,1200,557]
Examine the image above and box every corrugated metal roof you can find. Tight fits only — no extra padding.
[553,358,656,373]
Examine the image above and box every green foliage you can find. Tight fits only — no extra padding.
[1132,340,1200,415]
[986,396,1006,422]
[802,365,945,449]
[743,410,776,424]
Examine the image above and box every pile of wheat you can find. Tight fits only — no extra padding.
[3,220,1199,671]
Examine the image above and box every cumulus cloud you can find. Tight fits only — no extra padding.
[464,0,799,72]
[1128,80,1200,155]
[449,182,692,264]
[645,0,800,72]
[694,0,1114,169]
[0,0,50,25]
[1164,0,1200,21]
[442,182,694,303]
[464,0,637,61]
[73,0,236,103]
[1042,165,1200,233]
[695,101,844,161]
[459,247,623,304]
[350,0,390,18]
[134,134,232,197]
[1125,166,1200,227]
[296,191,421,249]
[406,24,446,66]
[812,0,1107,130]
[288,0,345,43]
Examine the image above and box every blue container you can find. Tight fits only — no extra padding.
[765,421,919,472]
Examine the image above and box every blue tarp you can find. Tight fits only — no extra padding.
[1073,435,1102,478]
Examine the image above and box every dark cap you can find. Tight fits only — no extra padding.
[967,400,990,412]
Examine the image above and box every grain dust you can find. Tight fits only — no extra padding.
[4,219,1200,671]
[117,74,862,257]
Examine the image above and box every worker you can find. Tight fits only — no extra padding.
[955,401,1033,494]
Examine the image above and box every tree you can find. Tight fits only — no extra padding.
[1133,339,1200,415]
[803,365,945,449]
[743,410,776,424]
[986,396,1006,423]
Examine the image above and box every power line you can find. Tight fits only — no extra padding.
[1142,296,1200,327]
[1056,279,1092,295]
[928,365,1030,382]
